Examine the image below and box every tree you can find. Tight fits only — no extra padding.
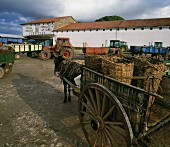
[95,15,124,22]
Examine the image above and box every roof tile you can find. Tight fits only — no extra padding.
[21,16,75,25]
[55,17,170,31]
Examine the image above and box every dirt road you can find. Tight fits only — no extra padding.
[0,52,169,147]
[0,54,88,147]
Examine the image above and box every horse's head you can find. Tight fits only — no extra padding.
[54,55,65,75]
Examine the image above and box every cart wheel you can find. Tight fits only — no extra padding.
[78,83,133,147]
[15,54,21,59]
[4,64,12,74]
[0,67,5,79]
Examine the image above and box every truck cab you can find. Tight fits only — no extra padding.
[110,40,128,52]
[110,40,121,48]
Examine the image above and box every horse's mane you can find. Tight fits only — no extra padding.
[59,60,82,81]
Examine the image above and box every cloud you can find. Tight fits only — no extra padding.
[0,0,169,34]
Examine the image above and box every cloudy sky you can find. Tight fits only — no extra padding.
[0,0,170,35]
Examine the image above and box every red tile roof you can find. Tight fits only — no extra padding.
[21,16,75,25]
[55,17,170,31]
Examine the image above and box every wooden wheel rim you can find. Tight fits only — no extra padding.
[15,54,20,59]
[0,67,5,79]
[78,83,133,147]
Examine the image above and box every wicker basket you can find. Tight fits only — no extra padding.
[133,56,165,92]
[85,55,134,84]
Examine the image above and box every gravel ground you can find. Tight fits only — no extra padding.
[0,51,169,147]
[0,52,88,147]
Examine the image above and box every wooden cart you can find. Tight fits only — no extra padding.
[64,66,170,147]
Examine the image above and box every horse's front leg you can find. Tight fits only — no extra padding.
[68,84,71,102]
[63,80,67,103]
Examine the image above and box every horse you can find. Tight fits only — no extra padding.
[54,55,82,103]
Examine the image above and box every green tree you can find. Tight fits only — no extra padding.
[95,15,124,22]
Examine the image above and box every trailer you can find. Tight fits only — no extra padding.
[82,40,128,55]
[61,57,170,147]
[12,44,43,59]
[130,42,170,60]
[0,45,15,78]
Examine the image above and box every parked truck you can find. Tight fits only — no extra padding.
[82,40,127,55]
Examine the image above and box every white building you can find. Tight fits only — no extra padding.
[21,16,76,46]
[53,17,170,47]
[21,17,170,48]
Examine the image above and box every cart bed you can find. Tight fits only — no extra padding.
[81,67,170,138]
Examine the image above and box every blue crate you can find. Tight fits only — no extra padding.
[146,47,150,53]
[151,47,159,53]
[160,48,166,54]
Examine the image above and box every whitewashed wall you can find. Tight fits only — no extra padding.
[23,23,54,36]
[117,27,170,47]
[54,29,117,47]
[54,27,170,47]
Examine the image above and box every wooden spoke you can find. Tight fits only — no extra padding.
[80,110,94,118]
[81,99,96,116]
[82,121,91,124]
[103,105,115,120]
[106,124,126,139]
[95,88,101,115]
[93,130,100,146]
[82,93,96,114]
[79,83,133,147]
[101,94,106,117]
[104,128,118,147]
[105,125,126,141]
[104,121,124,126]
[88,89,98,113]
[102,131,108,147]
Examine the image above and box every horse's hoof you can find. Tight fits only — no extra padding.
[63,100,67,103]
[68,99,71,102]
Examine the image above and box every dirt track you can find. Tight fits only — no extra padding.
[0,54,88,147]
[0,52,169,147]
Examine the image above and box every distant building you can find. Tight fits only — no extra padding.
[53,17,170,47]
[0,33,24,44]
[21,16,76,46]
[21,17,170,47]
